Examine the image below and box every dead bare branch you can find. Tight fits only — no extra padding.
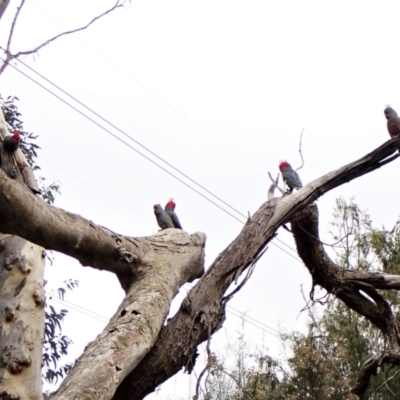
[0,0,127,76]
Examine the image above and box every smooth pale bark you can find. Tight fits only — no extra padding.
[0,235,45,400]
[0,111,45,400]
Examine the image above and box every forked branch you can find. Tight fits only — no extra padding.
[0,0,128,76]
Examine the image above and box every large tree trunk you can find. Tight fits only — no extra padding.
[50,230,205,400]
[0,234,45,400]
[0,112,45,399]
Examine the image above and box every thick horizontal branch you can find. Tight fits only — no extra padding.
[113,138,400,399]
[0,167,135,274]
[344,271,400,289]
[0,167,207,291]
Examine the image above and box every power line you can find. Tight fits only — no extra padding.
[3,59,246,225]
[5,59,302,262]
[29,0,270,183]
[41,156,153,223]
[47,291,282,339]
[48,296,109,323]
[12,56,247,222]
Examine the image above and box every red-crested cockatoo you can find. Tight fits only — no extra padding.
[164,198,183,229]
[279,160,303,193]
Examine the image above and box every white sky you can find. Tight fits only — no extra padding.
[1,0,400,398]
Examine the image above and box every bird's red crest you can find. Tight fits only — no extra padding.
[166,198,176,209]
[279,160,288,170]
[13,131,21,141]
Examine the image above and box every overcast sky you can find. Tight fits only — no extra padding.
[1,0,400,397]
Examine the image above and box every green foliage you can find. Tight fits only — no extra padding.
[43,279,78,384]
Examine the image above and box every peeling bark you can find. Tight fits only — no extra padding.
[0,235,45,400]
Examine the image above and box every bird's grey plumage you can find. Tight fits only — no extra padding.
[384,106,400,137]
[383,106,400,153]
[165,201,183,229]
[279,161,302,193]
[154,204,174,229]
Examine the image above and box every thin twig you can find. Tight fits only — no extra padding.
[0,0,126,76]
[15,0,125,58]
[296,128,305,171]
